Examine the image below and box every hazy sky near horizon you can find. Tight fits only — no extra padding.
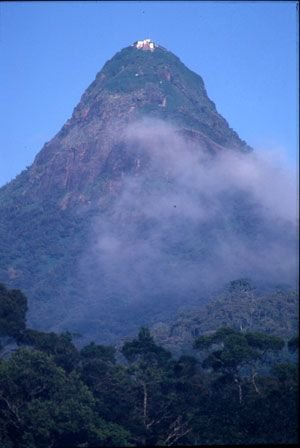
[0,1,298,187]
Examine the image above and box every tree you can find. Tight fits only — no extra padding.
[194,327,284,402]
[122,327,192,446]
[0,348,131,447]
[227,278,255,294]
[19,329,80,373]
[288,335,299,353]
[0,284,27,339]
[79,341,133,428]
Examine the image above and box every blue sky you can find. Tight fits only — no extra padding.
[0,1,298,187]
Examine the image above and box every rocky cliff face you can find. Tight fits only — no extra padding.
[20,42,250,206]
[0,41,295,344]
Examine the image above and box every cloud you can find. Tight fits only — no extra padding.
[78,118,298,337]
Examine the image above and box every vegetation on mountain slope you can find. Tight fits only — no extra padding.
[85,45,250,150]
[152,279,299,355]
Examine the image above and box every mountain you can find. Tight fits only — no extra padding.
[4,40,250,205]
[0,40,296,344]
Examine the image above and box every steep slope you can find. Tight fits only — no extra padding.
[0,40,296,343]
[4,42,250,206]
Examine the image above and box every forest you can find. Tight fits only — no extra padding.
[0,283,298,447]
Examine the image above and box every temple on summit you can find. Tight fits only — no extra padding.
[134,39,157,51]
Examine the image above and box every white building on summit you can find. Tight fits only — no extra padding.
[134,39,157,51]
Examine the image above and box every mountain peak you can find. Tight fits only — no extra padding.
[75,42,251,149]
[4,41,251,205]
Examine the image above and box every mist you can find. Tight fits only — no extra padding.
[77,118,298,337]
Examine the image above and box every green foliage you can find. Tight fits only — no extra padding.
[272,362,298,383]
[0,349,131,447]
[100,44,243,148]
[20,329,80,372]
[80,341,116,364]
[0,197,88,332]
[122,326,171,365]
[194,327,285,374]
[0,284,27,339]
[288,335,299,352]
[244,332,284,352]
[0,301,298,447]
[121,327,194,446]
[155,284,298,355]
[228,278,255,293]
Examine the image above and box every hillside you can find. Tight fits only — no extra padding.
[0,40,297,343]
[152,280,299,355]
